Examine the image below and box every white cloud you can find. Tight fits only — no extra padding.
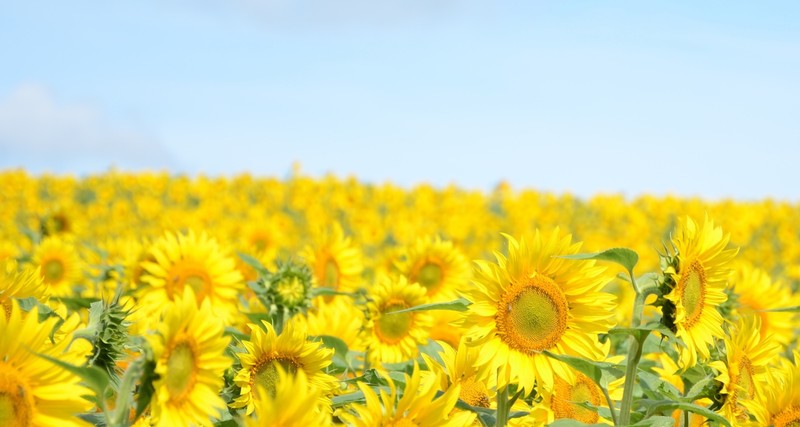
[0,83,177,173]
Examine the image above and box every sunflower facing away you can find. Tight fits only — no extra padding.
[361,274,433,366]
[139,230,245,324]
[148,287,232,427]
[230,319,338,415]
[663,215,738,368]
[338,362,476,427]
[0,302,92,427]
[396,235,472,302]
[461,231,616,393]
[709,315,780,425]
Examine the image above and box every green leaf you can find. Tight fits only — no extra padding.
[237,252,269,276]
[212,420,239,427]
[310,287,358,298]
[683,376,716,401]
[629,416,676,427]
[643,400,731,427]
[559,247,639,276]
[543,351,624,389]
[36,353,109,403]
[609,326,654,344]
[548,420,609,427]
[637,370,682,401]
[386,297,471,315]
[454,398,496,427]
[134,357,157,420]
[315,335,351,373]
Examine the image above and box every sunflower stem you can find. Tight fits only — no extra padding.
[496,384,510,427]
[618,280,658,425]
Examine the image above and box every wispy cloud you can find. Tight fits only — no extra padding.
[0,83,177,173]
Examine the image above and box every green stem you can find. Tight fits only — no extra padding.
[602,385,618,426]
[618,278,658,425]
[496,384,510,427]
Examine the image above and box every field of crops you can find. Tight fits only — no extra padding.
[1,170,799,427]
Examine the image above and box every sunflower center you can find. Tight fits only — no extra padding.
[375,303,412,344]
[552,375,601,423]
[276,277,306,306]
[252,358,298,397]
[0,363,34,427]
[773,406,800,427]
[322,257,340,289]
[1,299,11,320]
[679,260,706,327]
[165,341,197,400]
[496,274,568,353]
[413,261,444,294]
[460,376,490,408]
[42,258,65,283]
[736,356,755,401]
[168,262,212,300]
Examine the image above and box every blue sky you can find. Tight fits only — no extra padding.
[1,1,799,199]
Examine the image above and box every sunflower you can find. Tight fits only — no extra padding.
[0,302,92,427]
[422,339,495,410]
[709,315,780,425]
[31,236,84,297]
[230,319,338,415]
[300,223,363,294]
[139,231,245,324]
[396,235,471,302]
[729,263,799,348]
[755,351,800,427]
[1,259,48,318]
[243,367,333,427]
[663,215,738,368]
[294,296,365,351]
[148,287,232,427]
[541,367,623,425]
[338,362,476,426]
[361,274,432,366]
[461,231,616,393]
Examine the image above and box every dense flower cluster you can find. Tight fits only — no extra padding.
[0,170,798,426]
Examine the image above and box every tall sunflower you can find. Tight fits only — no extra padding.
[396,235,471,302]
[0,302,92,427]
[662,215,738,368]
[729,263,799,348]
[338,362,476,426]
[243,368,333,427]
[31,236,83,297]
[709,316,780,425]
[230,320,338,415]
[139,231,245,324]
[361,275,432,366]
[300,223,363,294]
[461,231,616,393]
[148,287,232,427]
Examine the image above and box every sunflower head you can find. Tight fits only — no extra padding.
[74,292,133,380]
[656,215,738,368]
[242,367,333,426]
[252,259,314,322]
[300,223,363,295]
[396,235,471,302]
[32,236,84,297]
[461,231,616,393]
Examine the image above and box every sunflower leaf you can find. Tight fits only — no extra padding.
[629,416,676,427]
[237,252,270,276]
[760,305,800,312]
[559,247,639,277]
[548,420,609,426]
[543,351,625,389]
[386,297,471,315]
[641,400,732,427]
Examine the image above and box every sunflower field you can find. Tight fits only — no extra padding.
[1,170,800,427]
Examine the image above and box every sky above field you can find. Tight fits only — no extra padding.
[1,1,799,200]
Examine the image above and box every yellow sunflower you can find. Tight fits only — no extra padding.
[461,231,616,393]
[230,319,338,415]
[361,275,432,366]
[396,235,471,302]
[139,231,245,324]
[541,367,623,425]
[709,316,780,425]
[729,263,799,348]
[300,223,363,294]
[755,351,800,427]
[149,287,232,427]
[422,339,495,410]
[243,368,333,427]
[338,362,476,426]
[664,215,738,368]
[0,240,19,262]
[1,259,48,318]
[31,236,84,297]
[0,302,92,427]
